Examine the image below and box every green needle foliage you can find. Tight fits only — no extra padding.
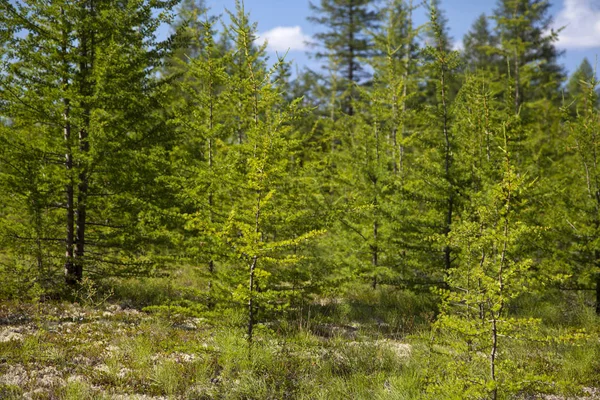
[562,74,600,315]
[426,74,558,400]
[0,0,180,292]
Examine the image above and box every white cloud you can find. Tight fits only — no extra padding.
[554,0,600,48]
[453,40,464,52]
[260,26,311,52]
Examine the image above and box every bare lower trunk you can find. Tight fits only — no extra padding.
[594,250,600,315]
[596,273,600,315]
[490,313,498,400]
[75,128,88,280]
[247,255,258,342]
[73,0,94,282]
[440,51,453,272]
[372,218,378,289]
[64,150,76,285]
[62,6,77,286]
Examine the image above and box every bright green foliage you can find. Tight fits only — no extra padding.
[418,3,462,273]
[0,1,599,395]
[423,0,452,53]
[223,8,324,340]
[421,0,459,105]
[166,17,232,308]
[561,75,600,314]
[169,0,211,62]
[166,1,325,340]
[426,75,556,399]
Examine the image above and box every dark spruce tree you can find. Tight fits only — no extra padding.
[462,13,499,72]
[493,0,564,112]
[566,58,598,113]
[308,0,380,116]
[0,0,180,289]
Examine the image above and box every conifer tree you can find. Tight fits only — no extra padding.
[166,1,325,339]
[463,14,499,72]
[0,0,180,288]
[167,16,232,309]
[427,74,555,399]
[222,46,322,343]
[565,58,598,113]
[562,74,600,315]
[423,0,451,52]
[308,0,380,115]
[493,0,564,112]
[421,0,460,106]
[420,3,461,273]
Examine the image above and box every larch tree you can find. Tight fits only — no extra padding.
[419,3,461,273]
[562,73,600,315]
[167,16,233,309]
[427,71,560,399]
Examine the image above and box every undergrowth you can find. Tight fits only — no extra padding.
[0,277,598,399]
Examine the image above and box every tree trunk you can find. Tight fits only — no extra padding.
[594,250,600,315]
[346,3,354,116]
[372,220,378,289]
[61,6,78,286]
[75,127,88,280]
[74,1,94,282]
[440,47,453,272]
[248,255,258,342]
[596,273,600,315]
[490,312,498,400]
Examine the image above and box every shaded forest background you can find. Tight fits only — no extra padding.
[1,0,600,398]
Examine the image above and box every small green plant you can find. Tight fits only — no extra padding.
[151,359,183,395]
[62,380,94,400]
[73,277,113,308]
[0,384,22,400]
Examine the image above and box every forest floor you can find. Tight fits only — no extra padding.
[0,283,599,399]
[0,300,418,399]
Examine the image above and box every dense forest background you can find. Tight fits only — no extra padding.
[1,0,600,398]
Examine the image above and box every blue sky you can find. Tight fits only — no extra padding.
[202,0,600,77]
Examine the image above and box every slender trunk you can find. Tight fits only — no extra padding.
[490,133,512,398]
[248,255,258,342]
[392,95,399,175]
[75,127,88,279]
[372,122,379,289]
[440,49,453,271]
[207,59,216,308]
[75,1,94,281]
[596,269,600,315]
[61,7,77,286]
[399,0,413,180]
[490,313,498,400]
[248,192,262,343]
[34,203,44,276]
[513,47,520,114]
[594,250,600,315]
[372,219,378,289]
[245,38,262,344]
[207,135,215,308]
[346,3,354,116]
